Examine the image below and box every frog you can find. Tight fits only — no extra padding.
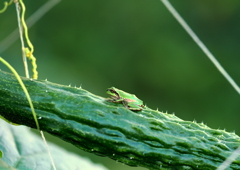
[106,87,144,111]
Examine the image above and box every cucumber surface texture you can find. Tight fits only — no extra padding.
[0,70,240,170]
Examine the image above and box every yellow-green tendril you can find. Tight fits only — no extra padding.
[24,48,38,79]
[0,57,40,130]
[0,0,13,13]
[18,0,38,79]
[19,0,34,53]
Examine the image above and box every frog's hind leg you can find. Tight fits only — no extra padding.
[123,100,143,111]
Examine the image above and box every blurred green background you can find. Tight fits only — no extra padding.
[0,0,239,169]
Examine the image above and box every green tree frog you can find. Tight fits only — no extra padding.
[106,87,144,111]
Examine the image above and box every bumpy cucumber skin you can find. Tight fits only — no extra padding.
[0,70,240,170]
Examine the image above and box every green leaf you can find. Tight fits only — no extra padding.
[0,119,107,170]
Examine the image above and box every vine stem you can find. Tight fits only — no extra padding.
[0,57,57,170]
[0,57,39,130]
[14,1,57,169]
[15,2,29,78]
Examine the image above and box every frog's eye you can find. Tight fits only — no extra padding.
[108,89,116,93]
[109,89,120,97]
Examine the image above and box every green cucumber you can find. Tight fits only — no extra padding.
[0,70,239,170]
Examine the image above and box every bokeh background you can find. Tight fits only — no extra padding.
[0,0,239,169]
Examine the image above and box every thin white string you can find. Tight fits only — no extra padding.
[40,131,57,170]
[0,0,61,54]
[15,1,57,170]
[217,146,240,170]
[15,2,29,78]
[160,0,240,95]
[160,0,240,169]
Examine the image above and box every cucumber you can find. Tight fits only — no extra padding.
[0,70,239,170]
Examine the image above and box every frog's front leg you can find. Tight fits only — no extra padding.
[108,96,124,103]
